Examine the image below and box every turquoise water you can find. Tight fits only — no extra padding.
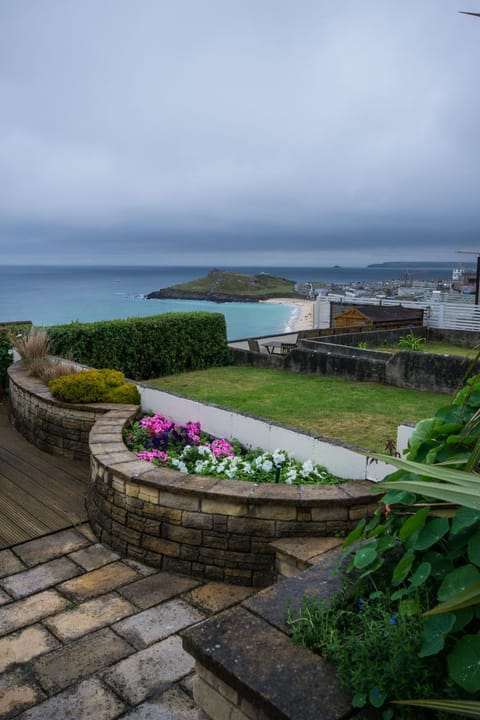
[0,263,460,340]
[0,265,295,340]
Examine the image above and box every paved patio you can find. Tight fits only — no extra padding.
[0,523,256,719]
[0,399,256,719]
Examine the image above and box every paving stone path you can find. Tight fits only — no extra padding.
[0,523,256,720]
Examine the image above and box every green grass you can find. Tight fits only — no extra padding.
[144,367,448,451]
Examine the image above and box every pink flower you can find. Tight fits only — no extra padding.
[136,449,169,464]
[210,439,234,458]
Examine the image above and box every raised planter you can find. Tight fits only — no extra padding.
[8,360,379,586]
[88,408,378,586]
[7,362,139,461]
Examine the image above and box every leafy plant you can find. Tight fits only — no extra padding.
[357,341,369,349]
[0,337,13,394]
[50,368,140,404]
[397,330,426,352]
[289,373,480,717]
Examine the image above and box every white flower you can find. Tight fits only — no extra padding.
[286,468,297,484]
[272,450,286,465]
[261,459,273,473]
[198,445,210,456]
[301,459,314,478]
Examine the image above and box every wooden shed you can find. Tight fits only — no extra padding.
[331,303,424,330]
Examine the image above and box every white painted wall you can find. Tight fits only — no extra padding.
[138,384,398,482]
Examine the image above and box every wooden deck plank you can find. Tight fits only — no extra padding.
[0,400,88,549]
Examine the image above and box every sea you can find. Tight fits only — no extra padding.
[0,263,463,341]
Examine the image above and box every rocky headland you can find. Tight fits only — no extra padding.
[146,268,300,303]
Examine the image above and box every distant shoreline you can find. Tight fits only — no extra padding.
[262,298,315,332]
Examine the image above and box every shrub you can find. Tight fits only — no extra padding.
[49,368,140,404]
[0,338,13,395]
[397,330,425,351]
[47,312,233,380]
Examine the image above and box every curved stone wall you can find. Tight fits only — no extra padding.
[88,408,378,587]
[7,362,139,461]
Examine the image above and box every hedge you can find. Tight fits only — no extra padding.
[47,312,233,380]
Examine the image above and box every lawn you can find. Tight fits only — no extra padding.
[144,367,448,451]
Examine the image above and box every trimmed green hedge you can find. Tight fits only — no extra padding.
[47,313,233,380]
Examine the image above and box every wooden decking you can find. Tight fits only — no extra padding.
[0,400,88,549]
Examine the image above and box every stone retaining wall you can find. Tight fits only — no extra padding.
[88,408,378,587]
[7,362,138,461]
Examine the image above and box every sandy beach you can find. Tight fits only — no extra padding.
[262,298,315,332]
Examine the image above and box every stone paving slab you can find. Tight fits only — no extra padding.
[0,625,59,674]
[0,557,81,599]
[32,626,134,694]
[0,668,46,720]
[120,686,205,720]
[103,635,195,706]
[43,592,137,641]
[13,528,90,567]
[68,543,121,571]
[0,589,67,636]
[16,678,126,720]
[0,588,12,605]
[184,581,255,614]
[0,549,26,579]
[118,571,201,609]
[113,599,205,649]
[58,561,140,602]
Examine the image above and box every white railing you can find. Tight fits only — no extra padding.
[315,295,480,333]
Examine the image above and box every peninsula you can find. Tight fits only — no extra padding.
[146,268,299,303]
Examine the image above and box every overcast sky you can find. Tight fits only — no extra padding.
[1,1,480,267]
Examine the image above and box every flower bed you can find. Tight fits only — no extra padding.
[124,413,342,485]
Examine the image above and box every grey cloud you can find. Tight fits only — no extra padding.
[1,0,479,265]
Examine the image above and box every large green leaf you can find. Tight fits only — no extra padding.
[353,544,377,569]
[392,549,415,586]
[468,530,480,566]
[380,480,480,510]
[409,562,431,590]
[342,518,366,549]
[451,507,480,535]
[371,453,480,488]
[392,699,480,717]
[419,614,456,657]
[414,517,449,551]
[425,580,480,615]
[448,635,480,692]
[438,565,480,602]
[399,507,429,542]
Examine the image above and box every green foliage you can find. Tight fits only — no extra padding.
[357,341,369,349]
[0,337,13,393]
[47,312,232,380]
[49,368,140,404]
[290,373,480,717]
[397,330,426,351]
[288,593,442,720]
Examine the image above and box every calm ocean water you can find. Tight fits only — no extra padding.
[0,264,460,340]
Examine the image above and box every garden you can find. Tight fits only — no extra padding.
[288,370,480,718]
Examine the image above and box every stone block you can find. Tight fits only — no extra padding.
[0,625,60,673]
[0,557,81,599]
[33,627,134,694]
[103,635,195,706]
[58,561,140,602]
[159,491,199,511]
[0,548,25,578]
[193,674,238,720]
[142,502,183,522]
[44,593,136,641]
[163,524,202,546]
[118,571,200,609]
[310,506,349,522]
[0,589,67,636]
[0,668,46,719]
[142,534,180,558]
[14,529,91,567]
[182,511,213,530]
[201,498,247,517]
[227,517,275,537]
[113,598,205,649]
[17,677,126,720]
[184,581,255,614]
[68,543,121,571]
